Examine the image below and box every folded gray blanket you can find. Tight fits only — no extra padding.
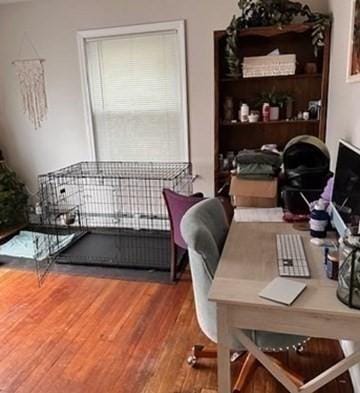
[235,150,282,166]
[235,150,282,179]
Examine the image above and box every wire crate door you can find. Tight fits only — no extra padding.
[32,231,55,286]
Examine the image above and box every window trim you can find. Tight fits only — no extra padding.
[77,20,189,162]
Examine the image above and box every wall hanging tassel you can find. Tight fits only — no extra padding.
[12,34,48,130]
[13,59,48,130]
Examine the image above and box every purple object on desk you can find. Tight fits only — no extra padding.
[321,177,334,203]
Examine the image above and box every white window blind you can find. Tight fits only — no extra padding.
[84,26,188,162]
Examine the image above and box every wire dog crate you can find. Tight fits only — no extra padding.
[35,162,193,277]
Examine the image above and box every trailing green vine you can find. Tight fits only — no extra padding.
[225,0,331,77]
[225,16,242,77]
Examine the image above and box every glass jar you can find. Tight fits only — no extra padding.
[337,227,360,309]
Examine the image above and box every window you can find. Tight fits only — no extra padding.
[78,21,188,162]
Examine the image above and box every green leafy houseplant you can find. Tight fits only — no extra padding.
[0,162,28,228]
[255,89,293,120]
[255,89,291,109]
[225,0,331,76]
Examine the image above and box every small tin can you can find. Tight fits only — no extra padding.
[326,250,339,280]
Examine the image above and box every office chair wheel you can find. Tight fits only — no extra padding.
[187,355,197,367]
[231,352,242,363]
[296,345,304,354]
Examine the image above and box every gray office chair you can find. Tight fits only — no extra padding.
[180,198,308,392]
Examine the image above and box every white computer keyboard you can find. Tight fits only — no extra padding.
[276,234,310,278]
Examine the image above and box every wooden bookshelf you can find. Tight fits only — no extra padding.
[214,23,331,195]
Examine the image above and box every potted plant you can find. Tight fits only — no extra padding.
[0,159,28,229]
[256,90,290,121]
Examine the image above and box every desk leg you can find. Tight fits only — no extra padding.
[217,304,232,393]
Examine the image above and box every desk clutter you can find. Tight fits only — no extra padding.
[228,145,281,209]
[226,137,360,312]
[227,135,331,215]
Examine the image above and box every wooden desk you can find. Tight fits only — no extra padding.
[209,222,360,393]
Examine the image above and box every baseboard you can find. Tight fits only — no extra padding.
[341,340,360,393]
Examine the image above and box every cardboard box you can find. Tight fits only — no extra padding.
[229,176,278,208]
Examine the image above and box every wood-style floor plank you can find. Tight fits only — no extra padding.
[0,268,354,393]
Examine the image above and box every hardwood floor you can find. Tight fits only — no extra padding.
[0,268,353,393]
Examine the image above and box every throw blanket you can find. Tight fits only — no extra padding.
[235,150,282,179]
[0,231,74,260]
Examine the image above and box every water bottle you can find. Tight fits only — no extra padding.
[240,103,249,123]
[310,200,329,238]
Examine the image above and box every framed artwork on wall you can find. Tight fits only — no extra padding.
[347,0,360,83]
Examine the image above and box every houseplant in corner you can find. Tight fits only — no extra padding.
[0,156,28,229]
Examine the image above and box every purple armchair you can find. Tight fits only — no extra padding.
[162,188,204,281]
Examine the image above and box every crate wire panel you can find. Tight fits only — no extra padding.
[35,162,192,275]
[32,229,53,286]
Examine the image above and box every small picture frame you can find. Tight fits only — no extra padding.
[308,100,321,120]
[347,0,360,83]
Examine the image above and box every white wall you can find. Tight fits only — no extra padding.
[327,2,360,391]
[0,0,328,195]
[327,0,360,168]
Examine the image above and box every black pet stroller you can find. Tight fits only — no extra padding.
[282,135,331,214]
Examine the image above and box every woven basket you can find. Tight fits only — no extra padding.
[243,54,296,78]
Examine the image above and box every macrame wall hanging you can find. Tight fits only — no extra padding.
[12,34,48,130]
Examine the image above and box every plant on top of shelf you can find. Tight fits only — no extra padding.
[225,0,331,77]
